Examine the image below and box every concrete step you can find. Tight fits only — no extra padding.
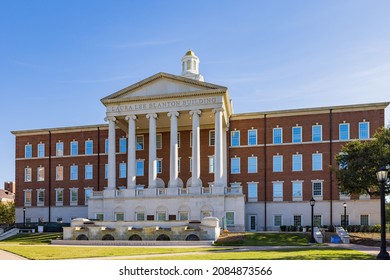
[0,228,19,241]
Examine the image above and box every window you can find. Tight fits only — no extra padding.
[136,135,144,150]
[25,144,32,158]
[248,156,257,173]
[341,214,349,227]
[225,212,235,225]
[37,166,45,181]
[115,213,124,221]
[56,142,64,157]
[56,165,63,181]
[119,138,127,153]
[273,155,283,172]
[190,132,192,147]
[37,143,45,158]
[201,210,212,219]
[119,163,127,178]
[208,156,215,173]
[104,164,108,179]
[157,211,167,221]
[96,214,104,221]
[314,215,322,227]
[85,165,93,180]
[136,212,145,221]
[70,141,78,156]
[292,127,302,143]
[231,131,240,147]
[56,189,63,204]
[248,183,258,200]
[156,134,162,149]
[136,160,144,176]
[360,215,369,226]
[24,167,32,182]
[189,157,192,172]
[85,188,93,205]
[292,154,302,171]
[209,130,215,146]
[156,160,162,174]
[312,181,323,197]
[273,182,283,200]
[292,181,302,199]
[231,157,240,174]
[339,123,350,141]
[70,188,78,205]
[312,153,323,171]
[85,140,93,155]
[312,125,322,142]
[248,129,257,145]
[70,165,78,180]
[37,189,44,206]
[274,215,282,227]
[359,122,370,140]
[24,190,32,205]
[273,128,283,144]
[293,215,302,227]
[105,139,109,154]
[179,211,189,221]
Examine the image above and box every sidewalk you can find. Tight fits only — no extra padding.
[0,249,27,260]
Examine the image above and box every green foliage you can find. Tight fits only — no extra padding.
[335,127,390,196]
[0,201,15,225]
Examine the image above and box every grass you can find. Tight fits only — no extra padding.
[0,232,376,260]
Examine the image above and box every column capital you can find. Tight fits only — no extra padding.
[167,111,180,118]
[146,113,158,119]
[104,116,116,122]
[189,110,202,117]
[125,115,137,121]
[212,108,224,114]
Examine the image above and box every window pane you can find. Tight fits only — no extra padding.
[312,125,322,142]
[313,182,322,196]
[360,215,369,226]
[157,160,162,174]
[274,215,282,226]
[292,154,302,171]
[37,167,45,181]
[71,141,78,155]
[359,122,369,139]
[136,161,144,176]
[25,145,32,158]
[85,140,93,155]
[292,182,302,197]
[105,139,109,153]
[38,143,45,158]
[231,131,240,146]
[273,155,283,172]
[293,216,302,226]
[273,128,282,144]
[339,123,350,140]
[231,158,240,173]
[85,165,93,179]
[312,153,322,171]
[119,138,127,153]
[209,156,215,173]
[209,130,215,146]
[136,136,144,150]
[248,157,257,173]
[70,165,78,180]
[25,168,32,182]
[226,212,235,225]
[56,166,63,181]
[292,127,302,143]
[156,134,162,149]
[273,183,283,197]
[56,142,64,157]
[248,130,257,145]
[248,183,258,199]
[119,163,127,178]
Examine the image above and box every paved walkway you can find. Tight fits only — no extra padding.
[0,249,28,260]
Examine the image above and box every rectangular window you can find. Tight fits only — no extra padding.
[201,210,212,219]
[248,183,258,200]
[136,160,144,176]
[37,190,45,205]
[85,189,93,205]
[273,155,283,172]
[96,214,104,221]
[179,211,189,221]
[190,132,192,148]
[56,165,63,181]
[359,122,370,140]
[209,130,215,146]
[24,190,32,205]
[312,125,322,142]
[341,214,349,227]
[273,182,283,199]
[231,157,240,174]
[293,215,302,227]
[156,160,162,174]
[85,140,93,155]
[231,131,240,147]
[119,138,127,153]
[25,144,32,158]
[312,181,323,196]
[248,156,257,173]
[37,143,45,158]
[156,134,162,149]
[56,189,63,203]
[56,142,64,157]
[115,213,124,221]
[360,215,369,226]
[70,141,78,156]
[248,129,257,145]
[339,123,350,141]
[136,135,144,150]
[136,212,145,221]
[85,165,93,180]
[70,189,78,204]
[157,211,167,221]
[292,127,302,143]
[274,215,282,227]
[209,156,215,173]
[225,212,235,225]
[105,139,109,154]
[70,165,78,180]
[314,215,322,227]
[24,167,32,182]
[273,128,283,144]
[119,162,127,178]
[312,153,323,171]
[189,157,192,172]
[104,164,108,179]
[292,154,302,171]
[37,167,45,181]
[292,181,303,198]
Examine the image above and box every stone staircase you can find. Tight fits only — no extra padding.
[0,228,19,241]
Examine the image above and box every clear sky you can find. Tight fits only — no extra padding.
[1,0,389,186]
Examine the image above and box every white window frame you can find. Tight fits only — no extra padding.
[231,157,241,174]
[359,121,370,140]
[56,142,64,157]
[231,130,240,147]
[247,182,258,202]
[312,180,323,199]
[70,188,78,206]
[136,135,144,150]
[292,126,302,143]
[312,153,323,171]
[70,165,78,180]
[273,127,283,144]
[85,140,93,155]
[85,164,93,180]
[56,165,64,181]
[24,167,32,182]
[119,137,127,153]
[25,144,32,158]
[208,155,215,173]
[136,160,144,176]
[273,181,283,201]
[55,188,64,206]
[339,123,350,141]
[292,154,303,172]
[156,134,162,149]
[274,215,283,227]
[37,189,45,206]
[37,166,45,182]
[225,211,235,225]
[248,156,258,173]
[37,143,45,158]
[84,188,93,205]
[24,189,32,206]
[273,155,283,172]
[248,129,257,146]
[119,162,127,178]
[70,141,78,156]
[312,125,322,142]
[292,181,303,201]
[209,130,215,146]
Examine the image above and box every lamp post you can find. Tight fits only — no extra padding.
[343,202,347,230]
[23,207,26,228]
[376,167,389,260]
[310,197,316,243]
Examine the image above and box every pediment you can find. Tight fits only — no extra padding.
[101,72,227,104]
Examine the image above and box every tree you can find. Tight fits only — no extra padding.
[335,127,390,196]
[0,201,15,225]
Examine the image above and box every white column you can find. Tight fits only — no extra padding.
[126,115,137,188]
[146,113,158,188]
[168,111,179,188]
[213,108,224,187]
[189,110,202,187]
[106,116,116,189]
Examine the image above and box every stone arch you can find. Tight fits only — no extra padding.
[156,234,170,241]
[76,234,88,240]
[129,234,142,241]
[102,234,115,240]
[156,178,165,188]
[186,177,202,188]
[185,234,200,241]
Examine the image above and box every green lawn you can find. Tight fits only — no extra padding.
[214,232,311,246]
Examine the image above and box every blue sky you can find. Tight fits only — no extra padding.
[1,0,389,185]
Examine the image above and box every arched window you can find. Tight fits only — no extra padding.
[156,234,170,241]
[186,60,191,70]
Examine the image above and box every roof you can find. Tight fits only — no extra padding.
[0,189,15,201]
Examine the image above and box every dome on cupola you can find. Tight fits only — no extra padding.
[181,50,204,81]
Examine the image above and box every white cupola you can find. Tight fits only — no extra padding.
[181,50,204,81]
